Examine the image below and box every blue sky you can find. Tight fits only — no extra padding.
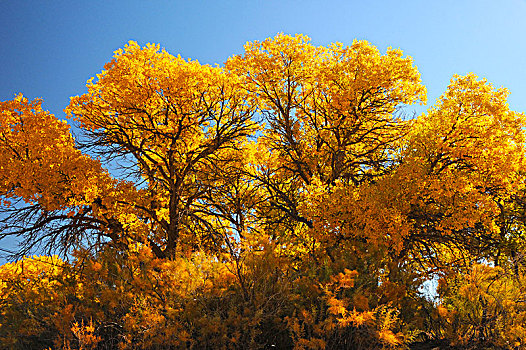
[1,0,526,259]
[2,0,526,118]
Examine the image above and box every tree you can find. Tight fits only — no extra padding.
[1,34,526,349]
[1,42,258,259]
[0,94,122,256]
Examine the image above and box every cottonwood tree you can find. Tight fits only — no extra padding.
[1,34,526,349]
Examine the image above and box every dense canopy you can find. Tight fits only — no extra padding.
[1,34,526,349]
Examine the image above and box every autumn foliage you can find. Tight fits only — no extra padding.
[1,34,526,349]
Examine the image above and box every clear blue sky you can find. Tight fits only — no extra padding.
[1,0,526,259]
[2,0,526,117]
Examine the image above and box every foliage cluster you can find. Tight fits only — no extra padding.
[1,34,526,349]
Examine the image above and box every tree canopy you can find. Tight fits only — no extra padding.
[1,34,526,349]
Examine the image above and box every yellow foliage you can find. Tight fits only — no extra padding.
[1,33,526,349]
[437,263,526,347]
